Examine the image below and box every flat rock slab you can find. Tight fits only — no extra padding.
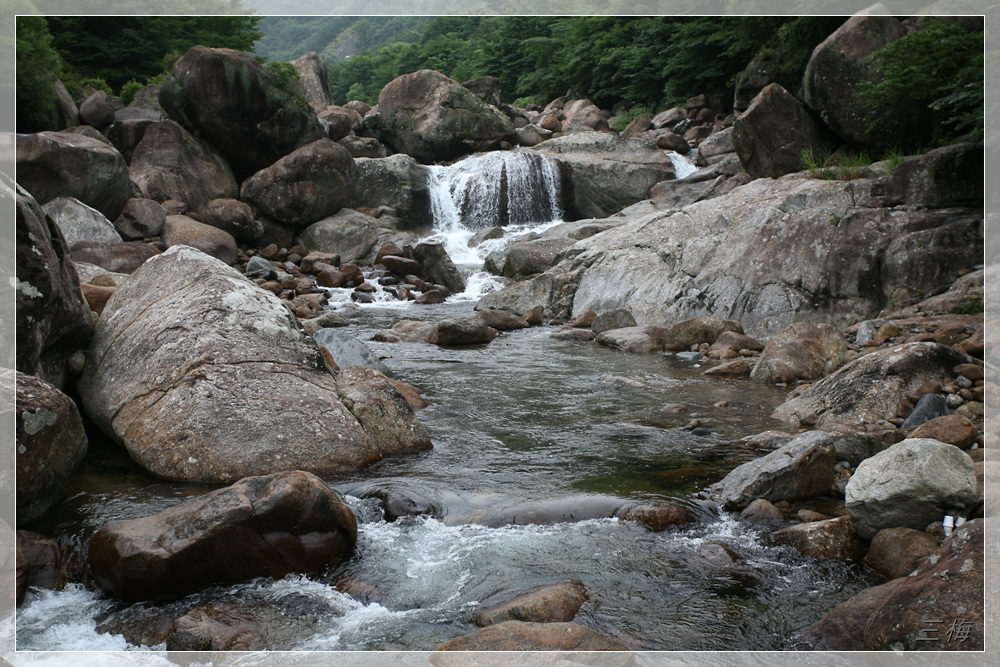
[89,470,357,602]
[433,620,629,652]
[471,581,589,627]
[78,246,428,483]
[773,343,973,428]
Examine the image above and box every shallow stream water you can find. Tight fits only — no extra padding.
[15,150,883,652]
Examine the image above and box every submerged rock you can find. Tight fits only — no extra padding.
[471,581,589,627]
[433,621,628,652]
[89,471,357,601]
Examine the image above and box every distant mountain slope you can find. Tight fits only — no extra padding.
[255,16,432,63]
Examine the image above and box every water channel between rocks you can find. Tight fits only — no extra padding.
[15,150,882,653]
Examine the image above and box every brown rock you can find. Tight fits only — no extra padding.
[16,372,88,526]
[415,290,446,305]
[864,519,984,650]
[70,240,163,274]
[475,309,530,331]
[706,330,763,359]
[433,621,628,652]
[317,269,346,288]
[388,379,429,410]
[794,578,907,650]
[166,601,280,651]
[570,310,597,328]
[771,516,867,561]
[381,255,423,277]
[863,526,939,579]
[954,363,984,382]
[16,530,88,592]
[702,359,754,378]
[907,414,979,448]
[89,471,357,601]
[616,503,695,531]
[740,498,785,522]
[161,215,237,264]
[471,581,589,627]
[654,316,743,352]
[80,283,116,315]
[751,322,849,384]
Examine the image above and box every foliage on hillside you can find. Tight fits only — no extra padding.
[255,16,431,63]
[323,16,843,109]
[858,18,984,142]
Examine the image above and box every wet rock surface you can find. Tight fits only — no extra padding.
[89,471,358,601]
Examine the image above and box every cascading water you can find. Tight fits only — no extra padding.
[425,151,565,268]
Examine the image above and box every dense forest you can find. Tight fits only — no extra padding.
[16,13,983,143]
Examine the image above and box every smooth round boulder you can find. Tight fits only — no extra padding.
[377,69,516,163]
[313,329,393,376]
[78,90,115,130]
[240,139,356,227]
[42,197,122,245]
[161,215,238,265]
[16,130,129,220]
[15,372,88,526]
[129,120,239,212]
[89,471,357,601]
[77,246,431,483]
[193,198,262,243]
[114,198,166,240]
[159,46,326,177]
[845,438,979,540]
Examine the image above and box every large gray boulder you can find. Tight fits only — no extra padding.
[773,342,973,428]
[803,11,930,150]
[485,237,574,279]
[349,155,433,228]
[732,83,835,179]
[42,197,122,245]
[14,182,92,389]
[159,46,326,177]
[89,471,357,601]
[16,129,129,220]
[129,120,239,212]
[479,176,981,338]
[15,371,88,526]
[408,239,467,294]
[77,246,431,483]
[240,139,356,227]
[531,133,675,218]
[296,209,382,264]
[313,329,393,376]
[114,198,166,240]
[192,198,261,244]
[79,90,115,130]
[290,52,333,108]
[376,69,516,163]
[845,438,978,539]
[711,431,837,510]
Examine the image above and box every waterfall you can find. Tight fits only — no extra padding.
[666,150,699,179]
[428,151,564,234]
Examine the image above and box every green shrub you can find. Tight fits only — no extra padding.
[954,298,983,314]
[858,18,983,142]
[264,61,309,112]
[63,75,113,99]
[119,79,144,106]
[801,146,834,179]
[882,147,906,173]
[610,104,655,132]
[16,16,62,132]
[835,152,871,180]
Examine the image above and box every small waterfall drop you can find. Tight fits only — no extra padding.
[666,150,699,179]
[422,151,567,297]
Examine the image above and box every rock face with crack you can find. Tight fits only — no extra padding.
[78,245,430,483]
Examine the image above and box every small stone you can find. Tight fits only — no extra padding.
[945,393,964,408]
[740,498,785,522]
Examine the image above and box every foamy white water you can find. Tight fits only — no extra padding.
[667,150,700,179]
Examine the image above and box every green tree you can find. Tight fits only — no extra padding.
[16,16,62,132]
[858,18,984,142]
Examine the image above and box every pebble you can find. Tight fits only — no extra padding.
[955,375,972,389]
[945,393,964,408]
